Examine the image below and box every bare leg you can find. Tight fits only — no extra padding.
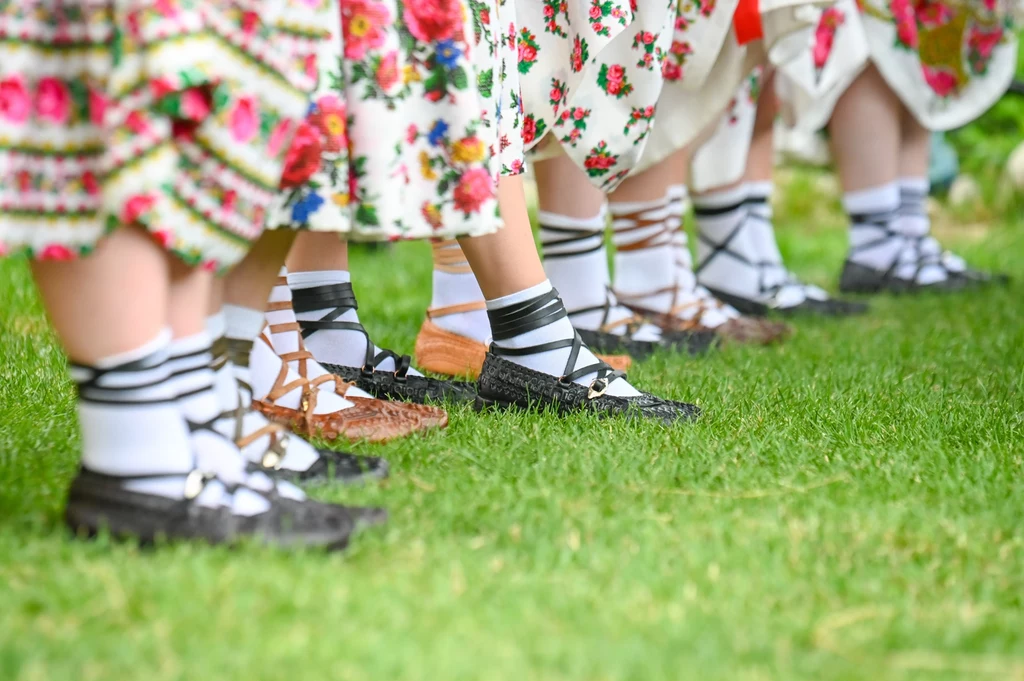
[31,226,168,363]
[745,70,778,184]
[533,152,606,218]
[898,105,930,180]
[457,176,546,299]
[286,231,347,274]
[828,65,901,193]
[168,259,214,339]
[225,229,296,311]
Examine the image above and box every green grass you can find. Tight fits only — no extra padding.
[2,182,1024,681]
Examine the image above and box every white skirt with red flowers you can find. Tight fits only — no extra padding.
[0,1,317,272]
[516,0,689,190]
[266,0,525,241]
[778,0,1018,132]
[632,0,831,176]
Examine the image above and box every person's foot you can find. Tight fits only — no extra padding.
[473,282,700,424]
[414,300,633,377]
[64,467,384,549]
[285,277,478,403]
[245,333,445,442]
[840,180,1008,295]
[693,185,867,316]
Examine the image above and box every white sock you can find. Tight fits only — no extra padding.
[666,185,740,327]
[206,313,319,474]
[540,208,660,341]
[610,196,677,314]
[846,181,945,284]
[225,299,356,415]
[486,281,641,397]
[428,240,491,344]
[897,176,958,276]
[70,331,194,499]
[287,269,423,375]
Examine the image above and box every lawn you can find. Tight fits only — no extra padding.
[1,174,1023,681]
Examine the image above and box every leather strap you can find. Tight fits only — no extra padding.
[426,300,487,319]
[432,239,474,274]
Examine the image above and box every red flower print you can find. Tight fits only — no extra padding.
[17,170,31,192]
[305,53,318,81]
[230,97,259,143]
[343,0,391,59]
[89,88,107,127]
[589,4,602,18]
[402,0,461,42]
[267,119,294,156]
[549,86,563,103]
[480,8,490,23]
[915,1,953,28]
[122,193,158,225]
[125,111,149,134]
[241,10,260,35]
[280,121,323,188]
[39,244,75,261]
[180,89,211,120]
[36,77,71,124]
[583,142,617,177]
[662,61,682,81]
[406,124,418,143]
[82,171,100,196]
[149,77,177,99]
[921,65,958,97]
[152,230,174,248]
[377,52,400,91]
[0,75,30,124]
[453,167,494,214]
[222,190,238,215]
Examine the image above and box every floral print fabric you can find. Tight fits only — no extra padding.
[0,1,316,271]
[779,0,1018,131]
[267,0,524,241]
[517,0,684,190]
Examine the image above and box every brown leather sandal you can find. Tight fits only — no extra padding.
[251,322,445,443]
[267,284,448,427]
[415,300,631,378]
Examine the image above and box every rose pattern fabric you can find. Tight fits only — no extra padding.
[780,0,1017,132]
[516,0,685,190]
[866,0,1014,99]
[0,1,318,272]
[267,0,525,241]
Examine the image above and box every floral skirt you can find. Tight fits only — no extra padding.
[515,0,684,191]
[266,0,524,241]
[0,1,318,272]
[779,0,1018,132]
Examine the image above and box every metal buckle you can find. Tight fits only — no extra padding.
[360,364,374,377]
[587,377,609,400]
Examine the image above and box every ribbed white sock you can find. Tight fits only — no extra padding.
[70,330,193,501]
[487,281,640,397]
[286,269,424,375]
[428,241,491,343]
[540,208,660,341]
[610,196,676,314]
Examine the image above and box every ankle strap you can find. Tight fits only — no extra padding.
[487,288,566,341]
[612,209,672,252]
[432,240,473,274]
[426,300,486,319]
[539,224,605,260]
[291,282,358,314]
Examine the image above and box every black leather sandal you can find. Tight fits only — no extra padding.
[290,283,476,404]
[695,200,867,316]
[541,223,717,357]
[474,289,700,425]
[838,211,986,294]
[839,214,1009,293]
[64,467,385,549]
